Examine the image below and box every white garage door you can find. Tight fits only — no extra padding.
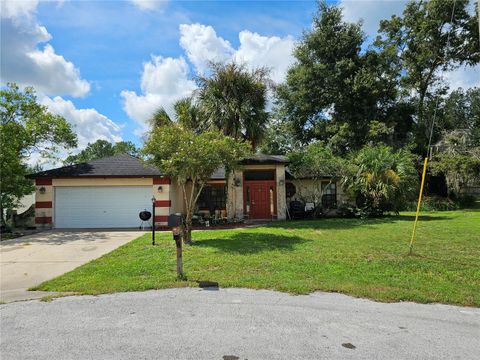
[54,186,152,228]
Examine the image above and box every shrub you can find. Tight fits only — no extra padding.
[343,145,417,216]
[402,196,459,212]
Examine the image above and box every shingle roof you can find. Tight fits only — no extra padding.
[28,154,162,178]
[240,154,289,165]
[27,153,290,179]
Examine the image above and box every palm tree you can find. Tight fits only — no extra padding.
[197,62,271,149]
[344,145,417,215]
[150,97,206,133]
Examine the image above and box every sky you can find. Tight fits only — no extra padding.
[1,0,479,165]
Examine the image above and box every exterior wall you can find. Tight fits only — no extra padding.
[288,179,350,208]
[34,176,172,228]
[227,170,244,221]
[153,177,171,226]
[275,166,287,220]
[34,178,53,228]
[169,181,185,214]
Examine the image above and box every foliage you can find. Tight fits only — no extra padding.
[64,139,139,165]
[430,151,480,196]
[258,119,299,155]
[275,0,479,155]
[287,142,348,214]
[35,210,480,306]
[142,124,251,243]
[288,141,348,180]
[376,0,480,152]
[343,145,417,216]
[437,87,480,145]
[430,129,480,196]
[402,196,459,212]
[275,1,409,153]
[197,62,271,149]
[150,97,207,134]
[0,83,76,223]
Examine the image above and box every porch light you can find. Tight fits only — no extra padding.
[234,178,242,187]
[38,186,46,194]
[157,185,163,193]
[279,179,285,186]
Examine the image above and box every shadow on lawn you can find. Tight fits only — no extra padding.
[267,214,450,231]
[193,232,307,254]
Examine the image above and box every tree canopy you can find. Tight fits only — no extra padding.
[273,0,479,155]
[197,62,271,149]
[64,139,139,165]
[142,124,251,243]
[1,83,77,224]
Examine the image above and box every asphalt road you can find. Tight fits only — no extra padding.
[1,288,479,359]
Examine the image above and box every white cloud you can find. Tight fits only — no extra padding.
[0,0,38,18]
[130,0,168,11]
[121,55,196,128]
[444,65,480,91]
[123,24,297,127]
[0,0,90,97]
[40,96,122,149]
[179,23,234,73]
[179,23,296,83]
[234,31,295,83]
[339,0,407,39]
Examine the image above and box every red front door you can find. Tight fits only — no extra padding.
[244,181,276,219]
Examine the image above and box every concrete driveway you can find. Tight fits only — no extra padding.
[1,288,479,359]
[0,230,145,302]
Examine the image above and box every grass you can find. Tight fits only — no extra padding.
[33,209,480,306]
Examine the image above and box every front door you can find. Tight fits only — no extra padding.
[244,181,276,219]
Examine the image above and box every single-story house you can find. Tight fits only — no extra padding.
[28,154,345,229]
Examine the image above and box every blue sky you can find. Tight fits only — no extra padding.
[1,0,479,162]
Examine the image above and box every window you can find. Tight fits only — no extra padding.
[244,170,275,181]
[321,182,337,208]
[197,185,226,212]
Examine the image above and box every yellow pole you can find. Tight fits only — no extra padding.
[409,157,429,254]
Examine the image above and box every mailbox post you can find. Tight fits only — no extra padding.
[151,197,156,245]
[168,214,184,279]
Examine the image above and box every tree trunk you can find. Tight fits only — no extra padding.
[183,212,192,244]
[175,235,184,279]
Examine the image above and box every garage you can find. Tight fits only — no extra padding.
[54,186,152,228]
[29,154,169,229]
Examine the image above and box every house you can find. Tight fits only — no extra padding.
[28,154,344,229]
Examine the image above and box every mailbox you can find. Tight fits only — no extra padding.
[168,214,182,228]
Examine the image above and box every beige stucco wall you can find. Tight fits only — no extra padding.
[275,166,287,220]
[288,179,349,207]
[169,181,185,214]
[226,170,244,221]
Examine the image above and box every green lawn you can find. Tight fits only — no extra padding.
[34,209,480,306]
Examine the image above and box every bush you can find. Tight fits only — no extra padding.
[343,145,417,216]
[457,195,477,208]
[403,196,459,212]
